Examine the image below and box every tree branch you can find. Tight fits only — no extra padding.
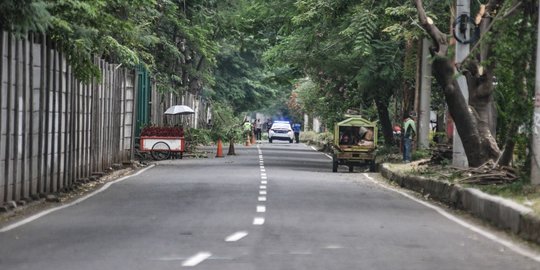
[412,0,448,57]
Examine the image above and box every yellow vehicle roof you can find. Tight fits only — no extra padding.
[336,115,377,127]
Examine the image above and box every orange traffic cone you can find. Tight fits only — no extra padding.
[216,138,224,158]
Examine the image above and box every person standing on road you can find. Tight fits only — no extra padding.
[255,119,263,140]
[292,122,301,143]
[402,113,416,163]
[266,118,273,133]
[243,119,252,143]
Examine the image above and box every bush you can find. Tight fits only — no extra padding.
[412,148,431,160]
[300,131,318,144]
[186,128,212,146]
[317,131,334,145]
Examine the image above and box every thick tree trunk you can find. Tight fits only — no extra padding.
[438,61,499,165]
[375,100,394,146]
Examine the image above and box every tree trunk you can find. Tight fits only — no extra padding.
[227,139,236,155]
[435,110,445,143]
[375,99,394,146]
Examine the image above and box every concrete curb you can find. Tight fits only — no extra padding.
[380,163,540,245]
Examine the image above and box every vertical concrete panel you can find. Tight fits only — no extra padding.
[4,33,14,202]
[0,31,5,203]
[29,41,40,197]
[49,46,58,193]
[55,49,63,191]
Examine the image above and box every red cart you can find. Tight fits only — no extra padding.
[139,127,185,160]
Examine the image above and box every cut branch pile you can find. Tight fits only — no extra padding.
[430,144,453,164]
[454,161,518,185]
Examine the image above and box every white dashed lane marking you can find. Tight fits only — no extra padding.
[256,145,267,226]
[225,231,248,242]
[182,252,212,267]
[253,217,265,225]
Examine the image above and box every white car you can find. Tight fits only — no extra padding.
[268,122,294,143]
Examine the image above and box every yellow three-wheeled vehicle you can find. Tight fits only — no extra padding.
[332,115,377,172]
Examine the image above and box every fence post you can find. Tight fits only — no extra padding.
[27,33,34,199]
[4,32,13,203]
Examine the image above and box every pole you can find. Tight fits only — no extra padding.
[530,1,540,185]
[418,38,432,149]
[452,0,470,167]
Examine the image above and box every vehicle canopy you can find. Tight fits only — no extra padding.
[333,115,377,152]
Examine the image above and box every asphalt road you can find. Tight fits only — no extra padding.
[0,142,539,269]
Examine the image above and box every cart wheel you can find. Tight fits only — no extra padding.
[348,165,354,173]
[151,142,171,161]
[332,155,338,172]
[369,160,377,172]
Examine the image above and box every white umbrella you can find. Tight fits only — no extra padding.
[164,105,195,115]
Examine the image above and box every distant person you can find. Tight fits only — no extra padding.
[339,134,352,145]
[255,119,263,140]
[393,125,402,147]
[266,118,273,133]
[402,113,416,163]
[243,120,252,143]
[292,122,301,143]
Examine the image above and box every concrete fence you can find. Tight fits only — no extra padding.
[0,32,136,204]
[150,88,211,129]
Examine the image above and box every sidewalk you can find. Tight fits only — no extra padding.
[380,162,540,246]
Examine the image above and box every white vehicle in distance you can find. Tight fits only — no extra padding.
[268,121,294,143]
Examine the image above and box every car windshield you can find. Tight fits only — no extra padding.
[272,123,290,129]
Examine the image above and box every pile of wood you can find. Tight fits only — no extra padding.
[454,161,518,185]
[430,144,453,164]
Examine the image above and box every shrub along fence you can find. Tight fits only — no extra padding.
[0,32,136,204]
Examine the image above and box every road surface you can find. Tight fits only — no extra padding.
[0,142,538,269]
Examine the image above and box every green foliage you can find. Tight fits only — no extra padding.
[260,0,408,130]
[209,102,243,142]
[213,44,277,114]
[340,7,378,57]
[185,128,213,146]
[0,0,51,34]
[2,0,221,88]
[412,149,431,161]
[485,3,536,171]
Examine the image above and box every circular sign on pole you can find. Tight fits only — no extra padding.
[453,14,479,44]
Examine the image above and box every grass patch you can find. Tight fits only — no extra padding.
[475,180,540,212]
